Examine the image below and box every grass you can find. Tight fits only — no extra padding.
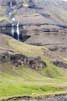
[0,67,67,99]
[0,35,67,99]
[0,72,67,99]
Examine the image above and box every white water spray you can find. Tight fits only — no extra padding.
[11,23,15,36]
[16,22,20,40]
[11,17,16,36]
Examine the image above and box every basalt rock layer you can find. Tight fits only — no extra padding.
[0,52,47,69]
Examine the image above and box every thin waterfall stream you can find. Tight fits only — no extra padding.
[3,0,31,41]
[16,22,20,40]
[8,0,21,40]
[11,22,21,40]
[11,23,15,37]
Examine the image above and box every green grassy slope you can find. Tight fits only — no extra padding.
[0,35,67,99]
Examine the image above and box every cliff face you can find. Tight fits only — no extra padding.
[0,0,67,24]
[0,0,67,58]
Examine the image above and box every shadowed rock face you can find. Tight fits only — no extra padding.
[53,61,67,68]
[0,52,47,69]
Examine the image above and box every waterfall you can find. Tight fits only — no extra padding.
[11,18,16,37]
[11,22,20,40]
[16,22,20,40]
[11,23,15,36]
[7,0,21,40]
[11,17,20,40]
[10,1,13,9]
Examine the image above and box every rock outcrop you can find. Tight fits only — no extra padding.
[0,52,47,69]
[53,61,67,68]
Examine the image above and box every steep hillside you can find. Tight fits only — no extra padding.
[0,0,67,100]
[0,35,67,100]
[0,0,67,24]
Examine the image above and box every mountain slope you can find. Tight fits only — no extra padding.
[0,0,67,99]
[34,0,67,25]
[0,35,67,99]
[0,0,67,25]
